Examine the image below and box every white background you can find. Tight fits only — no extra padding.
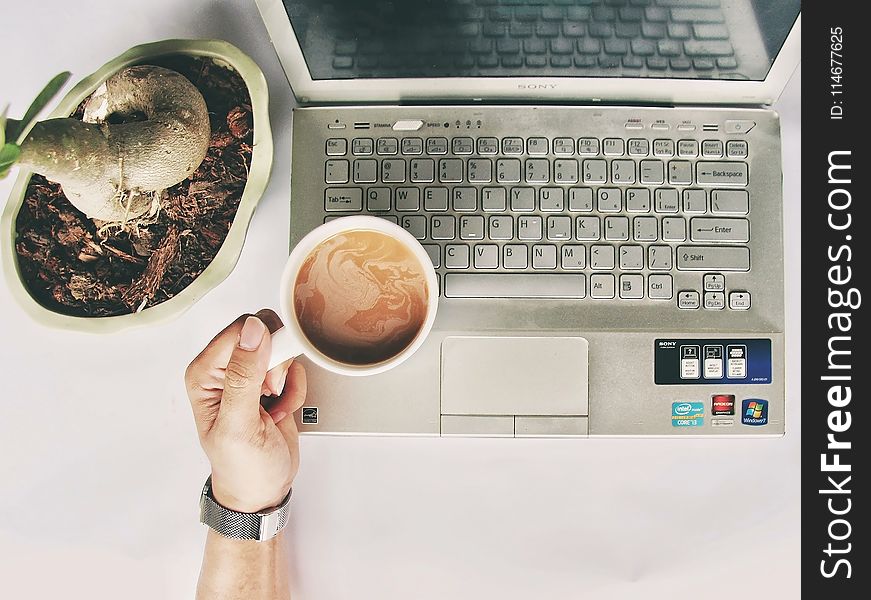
[0,1,801,598]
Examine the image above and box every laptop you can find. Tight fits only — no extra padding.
[254,0,801,437]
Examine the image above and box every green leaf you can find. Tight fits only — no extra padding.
[0,142,21,179]
[12,71,72,144]
[0,104,8,147]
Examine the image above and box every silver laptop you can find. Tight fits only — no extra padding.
[255,0,801,437]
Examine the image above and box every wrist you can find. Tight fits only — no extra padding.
[210,479,291,514]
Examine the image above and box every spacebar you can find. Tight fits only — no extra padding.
[444,274,586,298]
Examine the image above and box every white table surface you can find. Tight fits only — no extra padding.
[0,2,801,598]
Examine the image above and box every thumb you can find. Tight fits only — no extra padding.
[217,316,271,431]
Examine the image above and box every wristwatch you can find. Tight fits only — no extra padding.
[199,476,292,542]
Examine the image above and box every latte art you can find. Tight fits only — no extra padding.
[293,230,429,365]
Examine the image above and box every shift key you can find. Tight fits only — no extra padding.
[697,162,747,186]
[677,246,750,271]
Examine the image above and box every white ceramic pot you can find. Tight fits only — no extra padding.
[1,39,273,333]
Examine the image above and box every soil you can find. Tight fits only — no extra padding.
[14,55,254,317]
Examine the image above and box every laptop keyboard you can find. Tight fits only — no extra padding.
[320,126,753,310]
[321,0,740,79]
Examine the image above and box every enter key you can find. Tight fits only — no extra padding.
[690,217,749,243]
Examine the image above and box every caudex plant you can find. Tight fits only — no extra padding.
[2,66,211,226]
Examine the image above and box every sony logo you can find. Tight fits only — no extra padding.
[518,84,558,90]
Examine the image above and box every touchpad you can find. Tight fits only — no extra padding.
[440,336,589,416]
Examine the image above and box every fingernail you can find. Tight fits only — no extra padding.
[271,411,288,424]
[239,316,266,350]
[273,374,286,396]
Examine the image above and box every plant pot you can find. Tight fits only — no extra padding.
[1,39,273,333]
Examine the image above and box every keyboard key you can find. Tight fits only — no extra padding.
[532,245,558,269]
[325,160,350,184]
[697,162,748,186]
[626,188,651,212]
[540,187,565,212]
[502,137,525,154]
[439,159,464,183]
[648,274,673,300]
[695,24,729,40]
[453,187,477,212]
[583,159,608,184]
[381,159,406,183]
[590,274,616,299]
[553,138,575,155]
[426,137,448,154]
[477,137,500,155]
[702,140,724,158]
[554,159,580,183]
[653,139,675,157]
[598,188,622,212]
[668,161,693,185]
[445,245,470,269]
[561,245,586,270]
[603,138,625,156]
[640,160,665,184]
[424,187,449,211]
[633,216,658,242]
[422,244,440,268]
[619,274,644,299]
[690,218,750,243]
[325,187,362,212]
[352,138,374,155]
[326,138,347,156]
[648,245,673,270]
[605,216,630,241]
[704,274,726,292]
[547,216,572,240]
[678,290,701,310]
[668,22,691,39]
[489,216,513,240]
[576,216,601,241]
[496,158,522,183]
[401,137,423,155]
[468,158,493,183]
[353,159,377,183]
[611,159,636,184]
[729,291,751,310]
[619,245,645,270]
[366,187,390,211]
[511,187,536,211]
[628,139,649,156]
[482,187,507,211]
[452,137,475,155]
[431,215,456,240]
[518,216,543,240]
[396,187,421,211]
[569,188,594,212]
[710,189,749,214]
[503,245,528,269]
[444,273,586,299]
[577,137,600,155]
[410,158,435,183]
[726,140,748,158]
[525,159,550,183]
[704,291,726,310]
[460,215,486,240]
[591,245,616,270]
[678,139,699,158]
[654,188,680,213]
[683,189,707,213]
[662,217,687,242]
[684,40,733,56]
[527,137,549,155]
[401,215,427,240]
[670,8,725,23]
[677,246,750,271]
[377,138,398,155]
[474,244,499,269]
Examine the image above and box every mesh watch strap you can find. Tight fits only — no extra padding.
[199,476,291,541]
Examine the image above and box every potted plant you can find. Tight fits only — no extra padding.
[1,39,272,333]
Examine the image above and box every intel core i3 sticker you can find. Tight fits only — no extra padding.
[672,402,704,427]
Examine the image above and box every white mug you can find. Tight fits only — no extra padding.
[267,216,439,376]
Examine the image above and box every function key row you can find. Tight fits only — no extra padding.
[327,137,749,159]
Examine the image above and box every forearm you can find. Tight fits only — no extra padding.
[197,530,291,600]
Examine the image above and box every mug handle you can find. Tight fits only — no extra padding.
[267,327,305,371]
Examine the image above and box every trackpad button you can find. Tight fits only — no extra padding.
[440,336,589,416]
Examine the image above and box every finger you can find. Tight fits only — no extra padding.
[217,316,272,430]
[267,361,307,424]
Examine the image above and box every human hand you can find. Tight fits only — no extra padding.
[185,310,307,513]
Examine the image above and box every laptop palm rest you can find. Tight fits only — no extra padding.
[440,336,589,419]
